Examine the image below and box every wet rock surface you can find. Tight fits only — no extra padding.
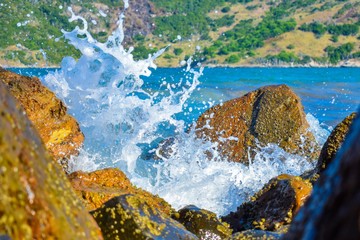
[173,205,232,239]
[91,194,198,240]
[196,84,319,164]
[228,230,282,240]
[283,113,360,240]
[222,174,312,233]
[0,81,102,239]
[317,112,357,173]
[0,67,84,168]
[69,168,174,215]
[301,112,357,183]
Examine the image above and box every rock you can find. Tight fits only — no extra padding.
[0,67,84,168]
[299,169,320,185]
[196,84,319,164]
[317,112,357,173]
[69,168,174,215]
[91,194,198,240]
[222,174,312,233]
[172,205,232,239]
[154,137,176,160]
[228,230,282,240]
[0,81,102,239]
[301,112,357,184]
[283,113,360,240]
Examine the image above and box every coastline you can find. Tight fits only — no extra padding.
[2,59,359,69]
[200,59,360,68]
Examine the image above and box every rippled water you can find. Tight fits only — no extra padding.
[12,67,360,127]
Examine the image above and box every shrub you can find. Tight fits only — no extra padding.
[221,6,231,13]
[286,44,295,50]
[173,48,183,56]
[226,54,240,63]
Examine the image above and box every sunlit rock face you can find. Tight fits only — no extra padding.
[196,84,320,164]
[90,194,198,240]
[0,67,84,170]
[283,112,360,240]
[0,81,102,239]
[222,174,312,233]
[69,167,174,215]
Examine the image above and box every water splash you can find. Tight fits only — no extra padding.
[44,3,322,216]
[306,113,332,146]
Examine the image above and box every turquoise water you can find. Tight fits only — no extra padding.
[144,67,360,127]
[10,67,360,127]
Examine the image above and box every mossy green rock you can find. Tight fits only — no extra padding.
[222,174,312,233]
[0,81,102,239]
[227,230,282,240]
[196,84,319,164]
[172,205,232,239]
[0,67,84,169]
[91,194,198,240]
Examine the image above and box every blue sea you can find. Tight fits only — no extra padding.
[10,67,360,127]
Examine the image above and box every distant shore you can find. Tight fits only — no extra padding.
[2,59,359,69]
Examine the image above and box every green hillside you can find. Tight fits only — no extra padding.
[0,0,359,67]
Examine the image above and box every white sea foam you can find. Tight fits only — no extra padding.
[44,1,325,216]
[306,113,332,146]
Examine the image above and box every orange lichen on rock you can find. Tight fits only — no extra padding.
[277,174,312,213]
[90,194,198,240]
[284,112,360,240]
[0,67,84,168]
[0,81,102,239]
[69,168,174,216]
[222,174,312,233]
[196,84,319,164]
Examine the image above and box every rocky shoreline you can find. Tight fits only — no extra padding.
[1,67,360,239]
[2,58,360,69]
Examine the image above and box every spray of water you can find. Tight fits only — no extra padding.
[44,2,327,216]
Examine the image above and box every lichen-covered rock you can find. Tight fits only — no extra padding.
[172,205,232,239]
[317,112,357,173]
[69,168,174,215]
[301,112,357,184]
[222,174,312,233]
[228,230,282,240]
[91,194,198,240]
[283,113,360,240]
[0,81,102,239]
[196,84,319,164]
[0,67,84,168]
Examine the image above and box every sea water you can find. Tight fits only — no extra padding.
[8,5,360,216]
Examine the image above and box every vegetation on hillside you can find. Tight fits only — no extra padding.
[0,0,359,66]
[152,0,227,40]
